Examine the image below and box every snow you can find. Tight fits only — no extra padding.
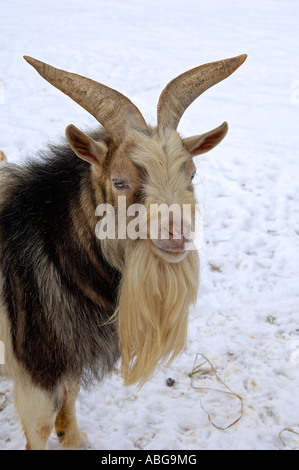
[1,0,299,451]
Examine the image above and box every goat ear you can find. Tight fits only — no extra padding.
[65,124,108,166]
[183,122,228,157]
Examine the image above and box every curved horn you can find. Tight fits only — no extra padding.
[23,56,148,145]
[157,54,247,131]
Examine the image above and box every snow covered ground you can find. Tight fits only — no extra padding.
[1,0,299,450]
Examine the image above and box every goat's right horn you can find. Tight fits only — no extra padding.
[24,56,149,146]
[157,54,247,131]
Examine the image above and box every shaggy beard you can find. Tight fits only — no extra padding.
[115,240,199,387]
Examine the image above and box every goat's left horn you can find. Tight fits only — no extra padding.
[24,56,148,145]
[157,54,247,131]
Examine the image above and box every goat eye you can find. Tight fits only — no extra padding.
[113,179,127,190]
[191,173,196,181]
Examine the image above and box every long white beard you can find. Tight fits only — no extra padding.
[117,240,199,386]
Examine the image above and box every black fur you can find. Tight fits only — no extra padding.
[0,140,121,390]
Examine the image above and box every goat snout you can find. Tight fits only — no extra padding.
[156,237,186,253]
[151,217,193,256]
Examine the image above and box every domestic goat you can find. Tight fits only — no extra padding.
[0,54,246,449]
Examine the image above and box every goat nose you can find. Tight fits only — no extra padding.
[169,229,184,243]
[168,219,191,241]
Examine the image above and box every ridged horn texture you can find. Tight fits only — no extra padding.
[23,56,149,145]
[157,54,247,131]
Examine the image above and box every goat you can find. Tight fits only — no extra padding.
[0,54,246,449]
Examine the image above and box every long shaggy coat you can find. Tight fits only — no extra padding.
[0,138,121,391]
[0,53,246,449]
